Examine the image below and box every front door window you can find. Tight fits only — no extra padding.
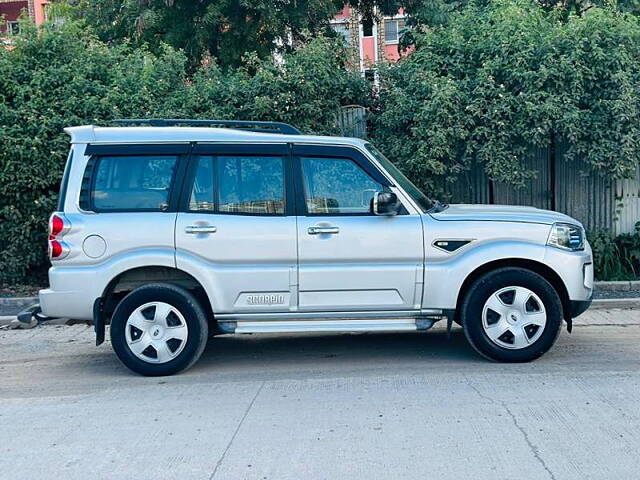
[301,156,383,215]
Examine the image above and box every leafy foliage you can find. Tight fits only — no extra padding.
[61,0,494,66]
[65,0,345,68]
[589,226,640,280]
[372,0,640,197]
[0,22,367,283]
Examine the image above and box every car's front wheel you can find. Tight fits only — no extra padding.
[110,284,208,376]
[461,267,563,362]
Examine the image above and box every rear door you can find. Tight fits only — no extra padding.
[175,144,298,314]
[293,145,424,312]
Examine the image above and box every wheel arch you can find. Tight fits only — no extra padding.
[455,258,571,322]
[101,266,214,322]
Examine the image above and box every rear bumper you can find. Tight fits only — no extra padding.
[39,265,106,320]
[570,298,592,319]
[39,287,95,320]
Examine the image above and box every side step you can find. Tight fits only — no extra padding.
[220,318,437,334]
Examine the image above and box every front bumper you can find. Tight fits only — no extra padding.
[544,242,593,302]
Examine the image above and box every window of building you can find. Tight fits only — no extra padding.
[331,22,351,44]
[362,16,373,37]
[364,69,376,83]
[92,156,178,211]
[7,21,20,36]
[384,18,406,44]
[188,155,285,215]
[301,156,383,215]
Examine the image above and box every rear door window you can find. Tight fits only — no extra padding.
[91,156,178,211]
[187,155,286,215]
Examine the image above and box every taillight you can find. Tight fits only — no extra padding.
[48,213,70,260]
[51,215,65,236]
[49,240,68,258]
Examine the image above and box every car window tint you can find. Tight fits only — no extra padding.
[301,156,382,214]
[92,156,177,211]
[189,156,215,212]
[217,156,285,215]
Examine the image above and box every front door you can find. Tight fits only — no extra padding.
[293,145,424,312]
[175,144,297,314]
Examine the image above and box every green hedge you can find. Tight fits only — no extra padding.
[371,0,640,197]
[0,23,367,284]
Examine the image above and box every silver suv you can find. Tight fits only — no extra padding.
[38,119,593,375]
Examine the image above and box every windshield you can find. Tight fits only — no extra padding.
[365,143,435,212]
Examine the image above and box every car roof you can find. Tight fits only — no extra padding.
[64,125,368,148]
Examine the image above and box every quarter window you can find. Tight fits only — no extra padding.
[189,156,215,212]
[301,156,383,215]
[92,155,178,211]
[188,155,285,215]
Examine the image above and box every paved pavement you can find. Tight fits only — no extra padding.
[1,311,640,480]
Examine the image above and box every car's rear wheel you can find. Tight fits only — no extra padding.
[110,284,208,376]
[461,267,563,362]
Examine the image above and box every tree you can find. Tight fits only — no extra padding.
[64,0,488,67]
[65,0,346,68]
[371,0,640,197]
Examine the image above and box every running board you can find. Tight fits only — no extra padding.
[219,318,437,334]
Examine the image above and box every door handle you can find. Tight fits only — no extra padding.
[185,225,217,234]
[308,226,339,235]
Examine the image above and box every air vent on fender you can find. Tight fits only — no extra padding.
[433,239,472,253]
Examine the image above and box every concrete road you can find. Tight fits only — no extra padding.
[1,313,640,480]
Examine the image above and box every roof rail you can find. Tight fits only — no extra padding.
[110,119,301,135]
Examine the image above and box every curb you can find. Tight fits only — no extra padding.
[0,296,37,307]
[591,298,640,310]
[594,281,640,291]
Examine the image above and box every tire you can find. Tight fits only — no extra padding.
[461,267,563,362]
[110,283,208,376]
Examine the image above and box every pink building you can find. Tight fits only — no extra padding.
[331,5,410,78]
[1,0,50,35]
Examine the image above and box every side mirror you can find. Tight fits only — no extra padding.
[372,191,401,216]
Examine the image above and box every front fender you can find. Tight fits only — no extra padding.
[423,240,551,310]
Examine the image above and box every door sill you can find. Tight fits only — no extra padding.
[217,317,440,334]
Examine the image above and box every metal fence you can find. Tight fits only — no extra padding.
[443,142,633,234]
[336,105,367,138]
[615,164,640,234]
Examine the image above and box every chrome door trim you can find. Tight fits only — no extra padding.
[215,309,442,321]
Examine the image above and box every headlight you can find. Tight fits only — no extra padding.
[547,223,585,251]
